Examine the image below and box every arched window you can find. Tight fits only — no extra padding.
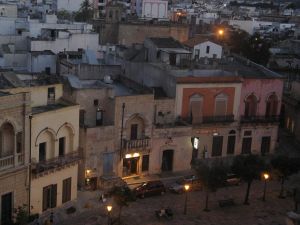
[245,94,258,117]
[265,94,278,117]
[126,115,145,140]
[57,125,74,156]
[189,94,203,124]
[0,123,14,157]
[214,93,228,116]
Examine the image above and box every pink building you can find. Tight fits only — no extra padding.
[238,78,284,155]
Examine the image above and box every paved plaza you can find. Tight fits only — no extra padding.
[51,180,295,225]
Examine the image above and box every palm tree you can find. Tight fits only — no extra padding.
[232,154,265,205]
[271,155,300,198]
[109,185,135,224]
[195,161,227,211]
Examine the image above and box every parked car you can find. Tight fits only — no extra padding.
[226,173,241,186]
[134,180,166,198]
[169,175,202,194]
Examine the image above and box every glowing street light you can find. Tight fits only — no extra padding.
[218,29,224,36]
[262,173,270,201]
[183,184,190,215]
[107,205,112,225]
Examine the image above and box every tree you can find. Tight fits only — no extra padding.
[57,10,72,21]
[231,154,265,205]
[288,172,300,212]
[109,185,135,224]
[195,161,227,211]
[14,204,29,225]
[74,0,93,22]
[271,155,300,198]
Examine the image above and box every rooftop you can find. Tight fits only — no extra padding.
[183,34,221,48]
[32,101,77,115]
[66,75,152,96]
[0,72,62,89]
[147,37,185,49]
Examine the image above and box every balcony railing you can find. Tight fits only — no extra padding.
[183,115,235,125]
[240,116,280,124]
[122,138,151,153]
[0,153,25,171]
[31,151,80,177]
[202,115,235,123]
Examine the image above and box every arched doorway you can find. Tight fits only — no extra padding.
[161,150,174,172]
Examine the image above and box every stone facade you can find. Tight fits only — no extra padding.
[94,21,189,46]
[0,92,30,223]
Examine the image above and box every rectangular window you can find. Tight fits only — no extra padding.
[206,46,210,54]
[142,155,149,172]
[62,177,72,203]
[261,136,271,155]
[42,184,57,211]
[47,87,55,104]
[212,136,223,157]
[59,137,65,157]
[96,110,103,126]
[227,135,236,155]
[242,137,252,154]
[195,49,200,57]
[39,142,46,162]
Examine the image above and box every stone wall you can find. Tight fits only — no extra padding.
[95,21,189,46]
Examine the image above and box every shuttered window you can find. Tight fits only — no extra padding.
[62,177,72,203]
[215,93,228,116]
[212,136,223,157]
[189,94,203,124]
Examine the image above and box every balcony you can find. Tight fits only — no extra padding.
[183,115,235,125]
[122,138,151,154]
[240,116,280,124]
[0,153,25,171]
[202,115,235,124]
[31,151,80,178]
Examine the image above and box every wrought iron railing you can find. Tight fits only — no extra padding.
[31,151,80,175]
[240,115,280,123]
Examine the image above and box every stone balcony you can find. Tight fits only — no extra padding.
[0,153,24,171]
[31,151,80,179]
[122,138,151,155]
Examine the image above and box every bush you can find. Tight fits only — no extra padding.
[66,206,76,214]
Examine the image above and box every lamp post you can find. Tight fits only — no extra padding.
[107,205,112,225]
[262,173,270,201]
[183,184,190,215]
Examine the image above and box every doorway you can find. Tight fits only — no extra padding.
[130,124,138,140]
[123,157,139,177]
[161,150,174,172]
[1,192,12,225]
[39,142,46,162]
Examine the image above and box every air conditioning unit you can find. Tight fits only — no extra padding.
[103,75,113,84]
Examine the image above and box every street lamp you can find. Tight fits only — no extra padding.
[218,29,224,36]
[183,184,190,215]
[262,173,270,201]
[107,205,112,225]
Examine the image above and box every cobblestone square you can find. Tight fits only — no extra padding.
[57,180,295,225]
